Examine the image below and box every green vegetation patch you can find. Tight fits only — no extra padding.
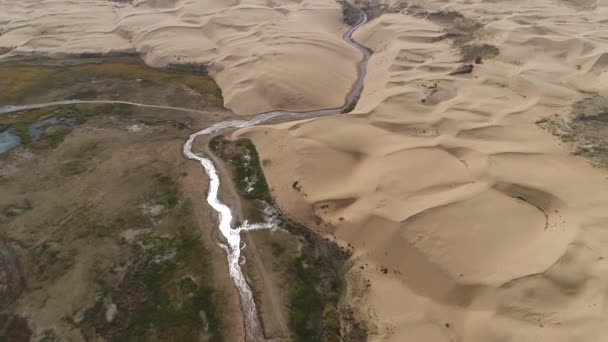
[289,255,324,340]
[84,230,224,342]
[12,122,31,144]
[209,136,271,202]
[322,304,341,342]
[37,125,72,149]
[285,242,344,342]
[249,222,363,341]
[209,136,272,224]
[121,233,222,342]
[153,173,180,209]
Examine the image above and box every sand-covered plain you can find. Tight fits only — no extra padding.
[4,0,608,340]
[234,0,608,341]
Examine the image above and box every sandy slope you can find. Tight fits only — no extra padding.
[235,0,608,340]
[0,0,359,115]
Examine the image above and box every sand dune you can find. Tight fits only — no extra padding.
[0,0,360,115]
[235,0,608,340]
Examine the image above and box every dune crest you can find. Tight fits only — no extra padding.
[236,0,608,340]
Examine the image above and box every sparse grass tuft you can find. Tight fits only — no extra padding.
[270,241,285,257]
[460,43,500,63]
[61,160,87,176]
[154,174,180,209]
[36,126,72,149]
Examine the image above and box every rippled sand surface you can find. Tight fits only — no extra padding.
[237,0,608,341]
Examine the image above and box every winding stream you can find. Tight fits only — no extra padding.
[0,8,372,341]
[183,10,372,341]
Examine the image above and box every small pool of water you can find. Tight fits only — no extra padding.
[0,115,76,154]
[0,129,20,154]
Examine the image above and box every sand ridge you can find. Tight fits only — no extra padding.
[0,0,360,115]
[235,0,608,340]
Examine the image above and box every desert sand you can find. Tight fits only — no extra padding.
[3,0,608,340]
[0,0,360,115]
[234,0,608,341]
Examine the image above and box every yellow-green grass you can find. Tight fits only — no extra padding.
[0,62,223,106]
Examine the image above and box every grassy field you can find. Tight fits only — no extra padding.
[83,201,224,342]
[0,61,223,108]
[1,107,228,340]
[0,60,234,341]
